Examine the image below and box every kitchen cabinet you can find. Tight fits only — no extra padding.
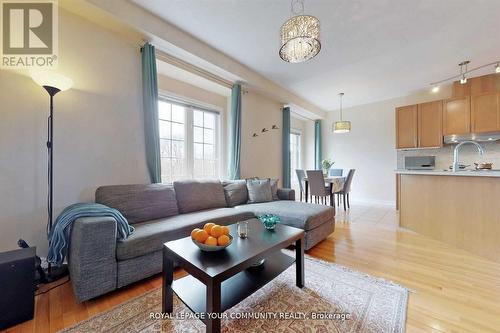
[396,102,442,149]
[396,104,418,149]
[443,96,470,135]
[452,73,500,98]
[418,101,443,148]
[471,92,500,133]
[396,74,500,150]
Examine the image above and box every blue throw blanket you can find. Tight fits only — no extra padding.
[48,203,134,265]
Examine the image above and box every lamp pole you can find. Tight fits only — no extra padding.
[44,88,59,232]
[30,70,73,282]
[43,86,60,276]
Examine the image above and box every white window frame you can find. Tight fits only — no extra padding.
[158,91,222,183]
[290,129,302,171]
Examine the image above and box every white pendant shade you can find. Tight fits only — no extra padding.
[333,121,351,133]
[31,69,73,91]
[332,92,351,133]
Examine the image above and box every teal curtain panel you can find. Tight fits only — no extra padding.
[282,107,291,188]
[141,43,161,183]
[228,83,242,180]
[314,120,322,170]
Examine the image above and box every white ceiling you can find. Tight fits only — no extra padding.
[132,0,500,110]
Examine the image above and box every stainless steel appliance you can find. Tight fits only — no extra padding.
[404,156,435,170]
[444,132,500,144]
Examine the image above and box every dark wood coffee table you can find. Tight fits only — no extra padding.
[162,218,305,333]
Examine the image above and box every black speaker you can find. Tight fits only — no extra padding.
[0,247,36,330]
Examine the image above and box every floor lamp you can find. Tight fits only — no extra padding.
[31,70,73,282]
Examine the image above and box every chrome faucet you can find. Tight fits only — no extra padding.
[452,141,484,172]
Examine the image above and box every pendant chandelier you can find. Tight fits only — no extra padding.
[279,0,321,63]
[333,93,351,133]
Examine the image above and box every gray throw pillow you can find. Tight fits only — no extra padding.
[246,178,279,200]
[270,179,279,200]
[173,180,227,213]
[246,179,273,204]
[222,180,248,207]
[95,184,179,224]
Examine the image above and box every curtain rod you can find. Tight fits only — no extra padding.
[155,49,234,89]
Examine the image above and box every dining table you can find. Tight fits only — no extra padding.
[303,176,346,205]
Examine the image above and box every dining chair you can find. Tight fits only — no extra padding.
[295,169,306,202]
[334,169,355,211]
[306,170,332,205]
[328,168,343,177]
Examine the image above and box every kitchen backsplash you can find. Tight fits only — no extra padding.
[397,141,500,170]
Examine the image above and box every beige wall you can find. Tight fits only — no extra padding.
[240,91,283,183]
[157,74,228,112]
[0,9,149,254]
[323,86,452,206]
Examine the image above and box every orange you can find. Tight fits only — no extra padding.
[210,225,223,238]
[203,223,215,234]
[217,235,230,246]
[205,236,218,246]
[191,228,202,239]
[221,226,230,236]
[194,230,209,243]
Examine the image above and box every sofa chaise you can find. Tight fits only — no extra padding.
[68,180,335,302]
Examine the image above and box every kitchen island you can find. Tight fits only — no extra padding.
[396,170,500,263]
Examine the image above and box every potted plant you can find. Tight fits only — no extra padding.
[321,158,335,176]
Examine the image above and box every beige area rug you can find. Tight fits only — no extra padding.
[62,255,408,333]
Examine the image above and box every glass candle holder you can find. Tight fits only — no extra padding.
[237,221,248,238]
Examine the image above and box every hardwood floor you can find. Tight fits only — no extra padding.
[4,204,500,333]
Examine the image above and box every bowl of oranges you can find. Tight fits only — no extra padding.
[191,223,233,252]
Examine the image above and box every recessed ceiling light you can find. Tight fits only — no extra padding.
[431,86,440,93]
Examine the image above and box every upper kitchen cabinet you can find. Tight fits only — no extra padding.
[443,96,471,135]
[452,74,500,98]
[471,92,500,133]
[418,101,443,148]
[396,104,418,149]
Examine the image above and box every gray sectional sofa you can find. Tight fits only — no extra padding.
[68,180,335,302]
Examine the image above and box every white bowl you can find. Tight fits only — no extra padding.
[192,235,233,252]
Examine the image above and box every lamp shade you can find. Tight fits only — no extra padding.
[31,70,73,92]
[333,121,351,133]
[279,15,321,63]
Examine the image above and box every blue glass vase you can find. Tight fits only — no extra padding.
[258,214,280,230]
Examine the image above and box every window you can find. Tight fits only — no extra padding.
[290,131,301,194]
[193,110,218,178]
[158,98,220,183]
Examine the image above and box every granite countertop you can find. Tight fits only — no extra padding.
[395,169,500,177]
